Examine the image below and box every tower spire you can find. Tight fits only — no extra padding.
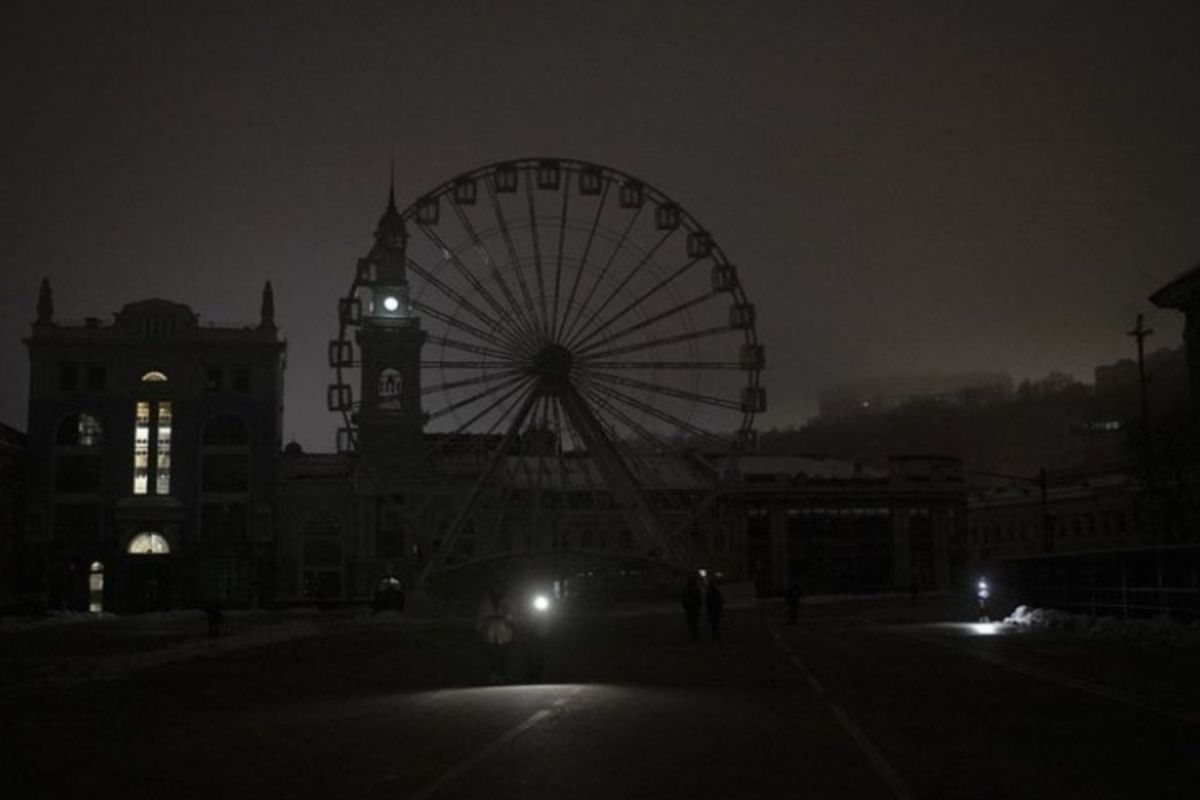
[260,280,275,330]
[388,157,397,213]
[36,277,53,324]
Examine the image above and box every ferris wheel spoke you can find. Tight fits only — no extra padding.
[549,170,573,344]
[581,324,734,361]
[425,375,536,463]
[412,300,531,360]
[484,174,545,343]
[419,212,541,347]
[574,380,672,453]
[421,367,525,396]
[559,201,644,346]
[571,256,704,352]
[405,256,527,355]
[574,374,730,447]
[557,177,611,343]
[426,334,516,361]
[524,173,551,340]
[426,372,531,422]
[583,360,744,370]
[582,369,744,411]
[565,227,679,351]
[421,386,541,580]
[576,290,720,357]
[421,360,519,370]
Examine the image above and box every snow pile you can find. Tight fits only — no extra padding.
[1004,604,1200,646]
[0,611,120,633]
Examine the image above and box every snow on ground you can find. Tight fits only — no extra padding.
[0,609,417,694]
[1004,605,1200,647]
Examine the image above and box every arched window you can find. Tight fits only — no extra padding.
[378,367,402,409]
[141,371,169,383]
[56,413,103,447]
[128,532,170,554]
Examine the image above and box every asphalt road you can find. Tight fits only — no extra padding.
[3,601,1198,799]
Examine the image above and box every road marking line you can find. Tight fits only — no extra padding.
[405,686,583,800]
[768,625,917,800]
[828,703,918,800]
[408,709,553,800]
[889,627,1198,726]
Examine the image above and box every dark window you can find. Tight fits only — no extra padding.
[55,454,103,492]
[86,366,106,391]
[202,503,247,543]
[205,368,224,392]
[232,367,250,393]
[54,504,100,546]
[59,364,78,391]
[203,414,248,445]
[377,524,405,558]
[201,454,248,492]
[302,538,342,566]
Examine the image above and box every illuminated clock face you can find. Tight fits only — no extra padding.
[382,295,400,313]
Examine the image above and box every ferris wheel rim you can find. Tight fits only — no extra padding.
[332,157,764,457]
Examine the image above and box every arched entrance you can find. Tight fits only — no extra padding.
[126,532,171,612]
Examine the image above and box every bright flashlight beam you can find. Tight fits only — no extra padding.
[533,595,550,612]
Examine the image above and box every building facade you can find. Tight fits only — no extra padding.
[23,282,285,611]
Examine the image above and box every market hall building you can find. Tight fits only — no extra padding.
[12,197,967,613]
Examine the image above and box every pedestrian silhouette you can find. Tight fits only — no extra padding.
[705,581,724,642]
[476,586,515,683]
[681,575,702,643]
[785,583,801,625]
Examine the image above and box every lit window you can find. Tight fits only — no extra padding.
[127,532,170,554]
[156,402,172,495]
[141,371,169,383]
[132,400,172,496]
[133,401,151,494]
[78,413,103,447]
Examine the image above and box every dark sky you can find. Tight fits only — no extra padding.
[3,0,1198,450]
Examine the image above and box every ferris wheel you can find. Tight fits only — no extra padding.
[330,158,764,573]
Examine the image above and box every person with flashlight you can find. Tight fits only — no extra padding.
[977,578,991,622]
[477,586,516,683]
[521,591,554,682]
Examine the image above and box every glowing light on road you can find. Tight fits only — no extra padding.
[532,595,550,612]
[969,622,1001,636]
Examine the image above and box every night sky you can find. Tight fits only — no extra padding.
[4,0,1198,450]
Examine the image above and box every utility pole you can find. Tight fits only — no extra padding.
[1128,313,1153,430]
[1128,313,1157,542]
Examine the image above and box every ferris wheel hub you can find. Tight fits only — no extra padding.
[532,344,574,393]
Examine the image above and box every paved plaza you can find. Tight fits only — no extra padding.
[3,597,1198,799]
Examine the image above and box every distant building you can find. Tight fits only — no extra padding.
[1151,261,1200,415]
[0,423,27,605]
[729,454,965,595]
[818,372,1013,420]
[22,281,285,611]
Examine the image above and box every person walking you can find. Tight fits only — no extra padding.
[705,580,725,642]
[681,575,703,643]
[476,586,515,683]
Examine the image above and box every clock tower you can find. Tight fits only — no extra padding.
[354,182,426,464]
